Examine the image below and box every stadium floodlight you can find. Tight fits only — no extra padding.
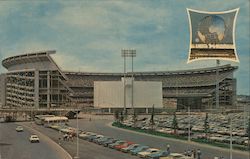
[121,49,136,113]
[121,49,136,58]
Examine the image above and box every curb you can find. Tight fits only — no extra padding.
[20,123,73,159]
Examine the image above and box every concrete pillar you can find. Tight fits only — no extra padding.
[0,74,7,107]
[108,108,111,113]
[34,70,39,109]
[146,108,149,114]
[47,71,50,108]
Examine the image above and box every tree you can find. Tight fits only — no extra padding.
[172,112,178,135]
[132,110,138,127]
[247,117,250,138]
[119,111,124,123]
[123,109,128,120]
[150,104,155,130]
[204,113,210,138]
[114,111,119,122]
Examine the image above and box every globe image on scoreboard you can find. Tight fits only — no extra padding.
[196,15,226,44]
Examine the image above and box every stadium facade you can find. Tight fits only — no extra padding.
[0,51,238,110]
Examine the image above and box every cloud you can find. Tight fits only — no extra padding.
[0,0,249,94]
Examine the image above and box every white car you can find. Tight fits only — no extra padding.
[160,153,193,159]
[16,126,24,132]
[138,148,160,158]
[29,135,40,143]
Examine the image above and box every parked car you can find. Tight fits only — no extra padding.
[16,126,24,132]
[121,144,140,153]
[96,137,112,145]
[108,140,126,149]
[29,135,40,143]
[103,138,118,147]
[160,153,193,159]
[79,132,96,140]
[147,150,170,159]
[131,145,150,155]
[114,141,134,150]
[138,148,160,158]
[244,140,249,146]
[88,134,103,142]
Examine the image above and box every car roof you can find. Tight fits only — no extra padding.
[131,144,140,146]
[148,148,159,150]
[139,145,148,147]
[117,140,125,142]
[170,153,184,157]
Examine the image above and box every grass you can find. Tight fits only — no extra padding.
[112,122,249,152]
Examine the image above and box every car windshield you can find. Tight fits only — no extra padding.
[128,144,138,149]
[137,146,147,150]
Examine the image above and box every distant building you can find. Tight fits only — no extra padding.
[1,50,238,110]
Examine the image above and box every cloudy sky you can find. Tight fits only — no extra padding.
[0,0,249,95]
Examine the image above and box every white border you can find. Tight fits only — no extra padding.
[186,8,240,63]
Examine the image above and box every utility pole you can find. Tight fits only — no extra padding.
[188,106,191,142]
[74,101,79,159]
[230,117,232,159]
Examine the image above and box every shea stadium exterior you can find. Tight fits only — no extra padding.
[0,51,237,112]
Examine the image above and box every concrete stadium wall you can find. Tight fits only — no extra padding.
[0,74,6,107]
[7,61,58,71]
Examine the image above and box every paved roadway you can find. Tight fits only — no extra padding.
[21,122,140,159]
[68,117,249,159]
[0,122,62,159]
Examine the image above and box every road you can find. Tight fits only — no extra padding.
[2,117,248,159]
[0,122,62,159]
[68,117,249,159]
[20,122,140,159]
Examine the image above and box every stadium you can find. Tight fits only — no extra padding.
[0,50,237,112]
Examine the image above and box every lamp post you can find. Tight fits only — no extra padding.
[188,106,191,142]
[74,101,79,159]
[178,103,191,142]
[248,109,250,159]
[229,117,232,159]
[121,49,136,113]
[215,60,220,110]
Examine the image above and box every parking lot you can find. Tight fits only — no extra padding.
[44,113,249,159]
[15,112,249,159]
[120,112,249,147]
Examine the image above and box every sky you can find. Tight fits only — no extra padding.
[0,0,249,95]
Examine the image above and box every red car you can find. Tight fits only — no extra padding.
[114,141,134,150]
